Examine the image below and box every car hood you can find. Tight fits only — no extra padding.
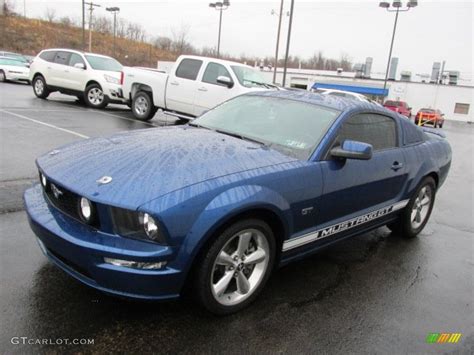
[37,126,297,209]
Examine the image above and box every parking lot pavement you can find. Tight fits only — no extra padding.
[1,81,473,354]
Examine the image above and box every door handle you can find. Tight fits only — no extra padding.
[198,87,208,92]
[170,81,179,86]
[391,161,403,171]
[47,66,52,70]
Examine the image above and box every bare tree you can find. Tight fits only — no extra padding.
[44,7,56,22]
[154,36,172,51]
[171,24,194,54]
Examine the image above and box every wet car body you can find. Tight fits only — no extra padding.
[24,91,452,302]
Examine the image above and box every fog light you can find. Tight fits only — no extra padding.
[79,197,92,222]
[40,173,47,187]
[104,257,166,270]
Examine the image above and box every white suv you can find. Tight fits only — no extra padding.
[29,49,125,108]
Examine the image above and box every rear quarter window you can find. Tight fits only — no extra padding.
[175,59,203,80]
[39,51,56,62]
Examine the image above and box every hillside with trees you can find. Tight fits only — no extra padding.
[1,1,353,70]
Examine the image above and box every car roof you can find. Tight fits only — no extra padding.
[40,48,115,59]
[247,90,384,113]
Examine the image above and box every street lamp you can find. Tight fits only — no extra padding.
[209,1,230,58]
[106,6,120,57]
[281,0,295,87]
[379,0,418,102]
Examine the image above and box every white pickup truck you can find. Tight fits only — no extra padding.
[122,55,278,121]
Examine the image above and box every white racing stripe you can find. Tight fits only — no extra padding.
[0,109,90,139]
[283,199,410,252]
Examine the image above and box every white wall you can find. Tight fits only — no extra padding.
[261,71,473,123]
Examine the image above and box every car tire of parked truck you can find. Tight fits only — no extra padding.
[32,75,50,99]
[132,91,157,121]
[84,83,108,109]
[194,219,276,315]
[387,176,436,238]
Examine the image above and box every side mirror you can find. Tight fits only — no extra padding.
[331,140,373,160]
[217,75,233,88]
[74,63,86,70]
[408,107,412,110]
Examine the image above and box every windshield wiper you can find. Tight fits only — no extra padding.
[215,129,270,147]
[243,79,274,89]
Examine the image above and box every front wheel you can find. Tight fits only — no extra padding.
[84,84,108,109]
[32,75,50,99]
[132,91,157,121]
[0,70,6,82]
[195,219,276,315]
[387,177,436,238]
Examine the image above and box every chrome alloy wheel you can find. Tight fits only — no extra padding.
[211,228,270,306]
[411,186,432,229]
[34,78,44,95]
[134,96,148,115]
[87,87,104,105]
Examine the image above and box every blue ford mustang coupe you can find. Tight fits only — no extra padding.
[25,91,451,314]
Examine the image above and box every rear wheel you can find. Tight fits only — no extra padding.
[438,121,443,128]
[387,177,436,238]
[85,83,108,109]
[32,75,50,99]
[132,91,157,121]
[195,219,276,315]
[0,70,6,82]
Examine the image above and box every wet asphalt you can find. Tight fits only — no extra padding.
[0,82,473,354]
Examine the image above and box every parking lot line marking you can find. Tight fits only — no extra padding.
[0,109,90,139]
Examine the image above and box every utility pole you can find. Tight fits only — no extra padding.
[282,0,295,87]
[82,0,85,50]
[272,0,285,84]
[85,1,101,52]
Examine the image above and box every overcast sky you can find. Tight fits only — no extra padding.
[15,0,474,77]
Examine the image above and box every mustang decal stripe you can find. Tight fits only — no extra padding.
[282,199,409,251]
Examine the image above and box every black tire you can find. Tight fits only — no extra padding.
[131,91,157,121]
[387,177,436,238]
[84,83,108,109]
[439,122,443,128]
[194,219,276,315]
[0,70,6,82]
[32,75,50,99]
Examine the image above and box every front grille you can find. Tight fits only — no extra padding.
[41,176,100,228]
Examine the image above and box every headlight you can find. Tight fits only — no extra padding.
[143,213,159,240]
[104,74,120,84]
[79,197,92,222]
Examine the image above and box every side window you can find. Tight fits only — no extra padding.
[69,53,86,67]
[202,62,232,86]
[54,51,71,65]
[175,59,203,80]
[39,51,56,62]
[335,113,397,152]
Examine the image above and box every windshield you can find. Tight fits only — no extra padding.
[231,65,270,88]
[420,108,435,113]
[0,58,28,67]
[192,95,340,160]
[85,55,123,71]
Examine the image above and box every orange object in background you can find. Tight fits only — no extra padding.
[415,108,445,128]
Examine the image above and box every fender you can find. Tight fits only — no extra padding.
[173,184,291,276]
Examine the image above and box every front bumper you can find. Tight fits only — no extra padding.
[24,184,183,300]
[102,82,125,103]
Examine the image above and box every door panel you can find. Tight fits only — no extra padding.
[193,62,235,116]
[65,53,88,91]
[166,58,203,114]
[50,51,71,88]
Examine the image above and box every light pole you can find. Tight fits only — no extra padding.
[209,1,230,58]
[282,0,295,87]
[379,0,418,102]
[271,1,289,84]
[106,6,120,57]
[82,0,85,50]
